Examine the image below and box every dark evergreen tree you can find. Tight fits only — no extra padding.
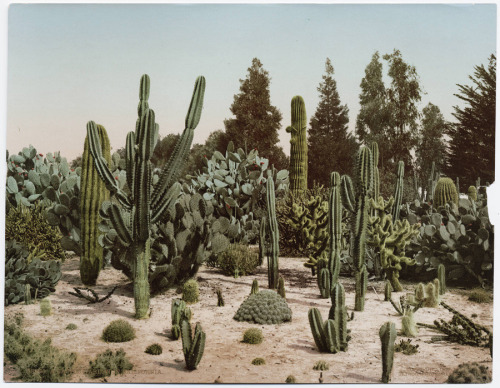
[446,54,496,187]
[151,133,180,168]
[224,58,287,170]
[308,58,358,186]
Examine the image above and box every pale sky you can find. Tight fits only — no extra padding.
[5,2,497,162]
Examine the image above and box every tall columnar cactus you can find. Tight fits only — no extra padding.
[181,319,206,370]
[86,74,205,319]
[371,142,380,213]
[437,264,446,295]
[379,321,397,383]
[341,146,373,311]
[286,96,308,195]
[266,169,279,289]
[258,216,267,265]
[391,161,404,223]
[426,161,436,202]
[433,177,459,208]
[79,124,111,285]
[328,282,349,351]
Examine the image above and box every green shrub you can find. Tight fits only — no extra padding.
[182,279,200,304]
[251,357,265,365]
[145,343,162,355]
[215,243,260,277]
[65,323,77,330]
[447,362,491,383]
[102,320,135,343]
[313,360,330,371]
[242,328,263,344]
[468,288,492,303]
[234,290,292,324]
[286,375,297,383]
[87,349,133,378]
[5,204,65,262]
[40,299,52,316]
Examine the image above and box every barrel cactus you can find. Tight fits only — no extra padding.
[433,177,458,208]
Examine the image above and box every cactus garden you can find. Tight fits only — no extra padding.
[4,4,495,384]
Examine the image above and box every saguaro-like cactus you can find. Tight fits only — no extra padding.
[86,74,205,319]
[286,96,308,195]
[80,124,111,285]
[181,319,206,370]
[266,169,279,289]
[433,177,459,208]
[371,142,380,211]
[341,146,373,311]
[379,321,397,383]
[391,161,404,223]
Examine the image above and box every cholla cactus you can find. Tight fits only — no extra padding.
[86,74,205,319]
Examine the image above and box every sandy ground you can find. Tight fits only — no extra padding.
[4,254,493,384]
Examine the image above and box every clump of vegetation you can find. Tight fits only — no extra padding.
[215,243,260,277]
[395,339,419,355]
[447,362,491,383]
[87,349,133,378]
[145,343,163,355]
[286,375,297,383]
[40,299,52,316]
[251,357,266,365]
[4,313,76,382]
[234,290,292,324]
[102,320,136,343]
[242,328,264,344]
[313,360,330,371]
[65,323,77,330]
[468,288,492,303]
[182,279,200,304]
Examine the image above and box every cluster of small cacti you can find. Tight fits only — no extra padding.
[414,280,440,308]
[446,362,491,383]
[87,349,133,378]
[234,290,292,324]
[394,338,419,355]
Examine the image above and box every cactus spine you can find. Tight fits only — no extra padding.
[379,321,397,383]
[433,177,458,208]
[266,169,279,289]
[86,74,205,319]
[391,161,404,223]
[80,124,111,285]
[286,96,308,195]
[181,320,206,370]
[437,264,446,295]
[341,146,372,311]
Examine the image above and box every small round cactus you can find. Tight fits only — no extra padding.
[313,360,330,371]
[234,290,292,324]
[102,319,136,343]
[251,357,265,365]
[447,362,491,383]
[243,328,264,344]
[65,323,77,330]
[182,279,200,304]
[286,375,297,383]
[145,343,163,355]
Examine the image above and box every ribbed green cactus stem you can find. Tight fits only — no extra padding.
[402,310,418,337]
[319,268,331,298]
[329,282,348,351]
[379,321,396,383]
[286,96,308,196]
[427,161,435,202]
[250,279,259,295]
[391,161,404,223]
[328,172,342,289]
[371,142,380,205]
[181,319,206,370]
[384,280,392,302]
[266,169,279,289]
[80,123,111,285]
[433,177,458,208]
[258,217,267,265]
[278,276,286,299]
[308,308,327,352]
[437,264,446,295]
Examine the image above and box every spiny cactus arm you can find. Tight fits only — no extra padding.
[324,319,340,353]
[86,121,131,208]
[379,321,396,383]
[126,132,135,196]
[189,323,206,369]
[181,319,193,356]
[329,172,342,286]
[151,182,181,224]
[109,203,132,246]
[355,146,373,196]
[340,175,355,213]
[308,308,327,352]
[151,76,205,208]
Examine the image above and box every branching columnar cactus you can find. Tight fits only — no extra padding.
[341,146,373,311]
[379,321,397,383]
[286,96,308,195]
[80,124,111,285]
[391,161,404,223]
[433,177,458,208]
[180,319,206,370]
[86,74,205,318]
[317,172,342,298]
[266,169,280,289]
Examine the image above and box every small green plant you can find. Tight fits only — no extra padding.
[251,357,266,365]
[102,319,136,343]
[394,339,419,355]
[40,298,52,316]
[145,343,163,355]
[277,276,286,299]
[286,375,297,383]
[216,243,260,277]
[65,323,77,330]
[87,349,133,378]
[216,288,225,307]
[182,279,200,304]
[250,279,259,295]
[447,362,491,383]
[384,281,392,302]
[242,328,263,344]
[468,288,492,303]
[313,360,330,371]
